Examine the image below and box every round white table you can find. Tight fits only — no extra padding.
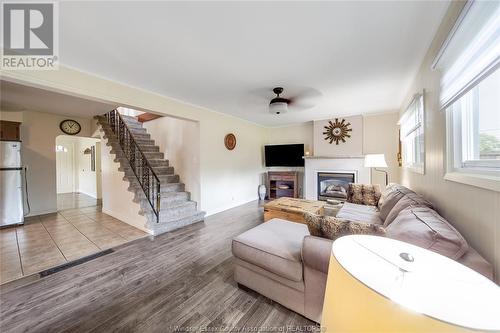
[321,235,500,332]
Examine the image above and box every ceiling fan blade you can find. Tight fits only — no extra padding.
[292,87,323,100]
[288,100,317,111]
[288,87,322,111]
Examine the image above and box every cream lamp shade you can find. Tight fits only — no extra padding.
[364,154,388,168]
[364,154,388,185]
[321,235,500,332]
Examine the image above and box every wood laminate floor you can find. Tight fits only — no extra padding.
[0,201,317,333]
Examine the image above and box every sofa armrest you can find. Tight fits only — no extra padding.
[458,247,494,280]
[302,235,333,274]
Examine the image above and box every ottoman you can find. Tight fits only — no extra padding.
[232,218,310,316]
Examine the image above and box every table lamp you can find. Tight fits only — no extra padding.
[321,235,500,332]
[364,154,388,186]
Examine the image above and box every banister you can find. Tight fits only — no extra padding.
[105,109,161,222]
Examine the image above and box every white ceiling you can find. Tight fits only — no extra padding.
[59,2,448,125]
[0,80,117,117]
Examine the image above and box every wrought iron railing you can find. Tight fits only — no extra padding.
[105,109,161,222]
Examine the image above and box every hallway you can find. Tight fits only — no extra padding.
[57,192,99,210]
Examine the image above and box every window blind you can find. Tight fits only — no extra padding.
[399,93,423,138]
[432,0,500,109]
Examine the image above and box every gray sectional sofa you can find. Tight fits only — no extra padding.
[231,184,493,323]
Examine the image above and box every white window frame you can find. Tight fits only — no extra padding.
[399,92,425,175]
[444,68,500,192]
[434,0,500,192]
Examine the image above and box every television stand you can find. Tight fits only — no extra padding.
[267,171,299,199]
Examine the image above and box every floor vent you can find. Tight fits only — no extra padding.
[39,249,114,277]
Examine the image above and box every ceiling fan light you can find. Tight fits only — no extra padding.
[269,101,288,114]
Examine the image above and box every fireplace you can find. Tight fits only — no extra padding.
[317,172,356,202]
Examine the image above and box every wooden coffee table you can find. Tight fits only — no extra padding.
[264,197,325,224]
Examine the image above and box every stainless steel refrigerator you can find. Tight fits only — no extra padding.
[0,141,24,227]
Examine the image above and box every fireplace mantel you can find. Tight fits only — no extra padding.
[303,157,370,200]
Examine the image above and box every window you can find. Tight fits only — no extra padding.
[433,0,500,191]
[447,69,500,172]
[55,145,68,152]
[399,93,425,174]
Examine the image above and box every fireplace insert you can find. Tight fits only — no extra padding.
[317,172,356,201]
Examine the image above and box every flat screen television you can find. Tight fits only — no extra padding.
[265,144,305,167]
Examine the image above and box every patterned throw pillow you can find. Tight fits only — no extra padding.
[320,216,386,241]
[347,184,382,206]
[304,212,386,240]
[304,212,323,237]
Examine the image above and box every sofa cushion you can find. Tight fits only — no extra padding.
[347,184,381,206]
[232,218,309,282]
[378,184,414,221]
[377,183,395,210]
[337,202,383,225]
[386,207,469,260]
[383,192,433,227]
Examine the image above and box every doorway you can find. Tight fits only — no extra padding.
[55,136,102,210]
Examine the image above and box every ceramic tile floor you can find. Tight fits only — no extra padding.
[0,206,148,285]
[57,192,99,210]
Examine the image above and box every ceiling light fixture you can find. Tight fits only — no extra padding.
[269,87,289,114]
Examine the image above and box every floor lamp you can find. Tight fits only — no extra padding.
[364,154,388,186]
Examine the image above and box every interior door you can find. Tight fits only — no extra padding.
[56,142,75,193]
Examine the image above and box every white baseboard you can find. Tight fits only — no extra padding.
[76,189,98,199]
[204,196,259,217]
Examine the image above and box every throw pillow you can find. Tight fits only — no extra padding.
[304,212,323,237]
[347,184,382,206]
[320,215,386,241]
[304,212,386,241]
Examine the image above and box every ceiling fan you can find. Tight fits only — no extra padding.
[268,86,321,115]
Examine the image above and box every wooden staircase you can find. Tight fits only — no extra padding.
[96,111,205,235]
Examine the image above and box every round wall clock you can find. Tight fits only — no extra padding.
[323,118,352,145]
[224,133,236,150]
[60,119,81,135]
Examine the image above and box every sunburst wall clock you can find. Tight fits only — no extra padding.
[323,118,352,145]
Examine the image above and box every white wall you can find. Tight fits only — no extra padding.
[266,113,400,188]
[399,1,500,282]
[313,116,363,157]
[199,114,266,215]
[143,116,200,206]
[2,66,268,218]
[76,137,101,198]
[363,112,400,186]
[99,131,149,233]
[0,109,93,216]
[0,111,23,122]
[267,122,314,155]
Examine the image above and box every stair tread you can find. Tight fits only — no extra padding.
[98,114,205,234]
